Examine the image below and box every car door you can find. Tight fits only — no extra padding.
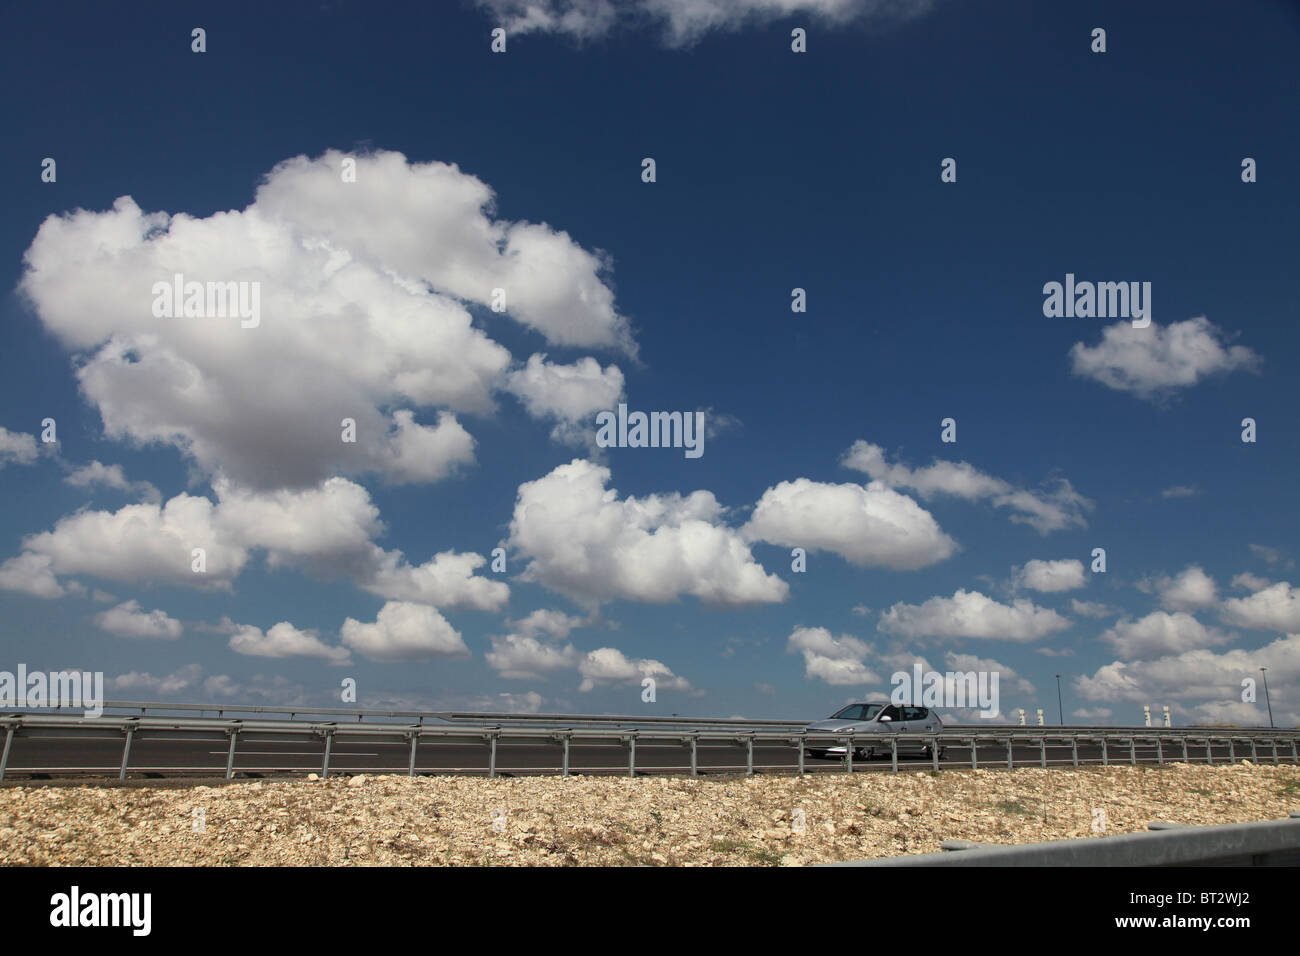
[901,706,928,752]
[875,704,904,751]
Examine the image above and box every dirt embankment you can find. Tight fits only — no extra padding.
[2,762,1297,866]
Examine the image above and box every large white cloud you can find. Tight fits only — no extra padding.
[508,459,787,606]
[221,618,351,664]
[486,634,581,680]
[577,646,690,692]
[786,626,880,686]
[475,0,934,45]
[360,548,509,611]
[94,600,183,640]
[504,353,624,446]
[1075,632,1300,727]
[1100,611,1232,659]
[1069,317,1260,400]
[1219,581,1300,632]
[19,150,632,490]
[878,589,1071,642]
[1152,565,1218,612]
[744,478,956,569]
[841,441,1091,535]
[340,601,469,661]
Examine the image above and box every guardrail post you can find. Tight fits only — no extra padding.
[1129,738,1136,766]
[321,731,333,779]
[1292,739,1298,764]
[795,736,804,776]
[932,737,940,772]
[890,737,898,773]
[628,734,636,778]
[1155,737,1164,765]
[1271,738,1279,765]
[1181,737,1189,763]
[1101,738,1108,766]
[488,733,498,779]
[690,736,698,777]
[119,726,135,782]
[225,730,239,780]
[745,736,754,777]
[1039,737,1046,768]
[562,735,571,777]
[1071,737,1078,767]
[969,738,977,770]
[1005,738,1013,769]
[843,736,853,774]
[1250,738,1258,763]
[1206,739,1213,765]
[0,725,14,781]
[407,732,418,777]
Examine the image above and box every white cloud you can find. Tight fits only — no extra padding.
[942,651,1035,696]
[1153,565,1217,612]
[744,478,956,569]
[504,353,624,446]
[0,552,65,598]
[64,460,160,502]
[1231,572,1271,592]
[0,427,40,468]
[509,459,787,606]
[1014,558,1085,592]
[1075,632,1300,726]
[1100,611,1231,659]
[341,601,469,661]
[786,626,880,686]
[486,634,580,679]
[841,441,1091,534]
[1219,581,1300,632]
[475,0,935,46]
[360,548,509,611]
[1070,598,1118,619]
[94,600,183,639]
[577,646,690,692]
[1069,317,1260,400]
[20,150,632,491]
[221,618,351,663]
[878,589,1071,642]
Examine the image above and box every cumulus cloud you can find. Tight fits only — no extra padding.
[1075,632,1300,727]
[1152,565,1218,612]
[841,441,1091,534]
[744,478,956,569]
[786,626,880,686]
[475,0,935,46]
[878,589,1071,642]
[486,635,580,679]
[1070,598,1118,619]
[504,353,625,446]
[220,618,351,663]
[94,599,183,639]
[19,149,632,490]
[0,427,40,468]
[64,460,160,502]
[1100,611,1232,659]
[1219,581,1300,632]
[1069,317,1259,400]
[341,601,469,661]
[509,459,787,606]
[577,646,690,692]
[360,548,509,611]
[1013,558,1085,592]
[0,552,66,598]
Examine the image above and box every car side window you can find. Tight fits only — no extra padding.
[879,704,903,721]
[902,706,924,722]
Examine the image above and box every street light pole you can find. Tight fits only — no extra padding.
[1260,667,1274,729]
[1056,674,1064,725]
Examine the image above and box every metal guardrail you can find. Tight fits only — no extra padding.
[825,814,1300,866]
[2,710,1297,782]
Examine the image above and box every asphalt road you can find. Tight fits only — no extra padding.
[3,727,1285,779]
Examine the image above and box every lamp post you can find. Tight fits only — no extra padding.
[1260,667,1274,729]
[1056,674,1064,725]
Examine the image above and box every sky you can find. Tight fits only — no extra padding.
[0,0,1297,727]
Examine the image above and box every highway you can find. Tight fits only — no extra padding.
[3,725,1288,780]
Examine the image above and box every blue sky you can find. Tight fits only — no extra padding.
[1,0,1298,725]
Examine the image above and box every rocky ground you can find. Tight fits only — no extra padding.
[2,762,1297,866]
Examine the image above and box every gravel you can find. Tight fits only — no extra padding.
[2,762,1297,866]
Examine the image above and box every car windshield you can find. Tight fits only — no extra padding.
[830,704,883,721]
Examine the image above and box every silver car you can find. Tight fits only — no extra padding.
[804,700,944,760]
